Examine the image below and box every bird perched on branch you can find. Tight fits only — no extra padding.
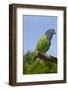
[33,28,56,61]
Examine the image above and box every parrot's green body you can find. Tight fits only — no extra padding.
[36,34,50,53]
[31,28,55,63]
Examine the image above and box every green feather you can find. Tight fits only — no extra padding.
[36,34,50,53]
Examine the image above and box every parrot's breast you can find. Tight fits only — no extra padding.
[36,34,50,53]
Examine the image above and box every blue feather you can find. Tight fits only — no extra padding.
[45,28,55,43]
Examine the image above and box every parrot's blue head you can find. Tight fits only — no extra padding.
[45,28,56,43]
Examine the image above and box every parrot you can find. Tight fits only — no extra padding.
[32,28,56,63]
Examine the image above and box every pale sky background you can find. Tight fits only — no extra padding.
[23,15,57,57]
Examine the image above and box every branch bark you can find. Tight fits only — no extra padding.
[38,53,57,64]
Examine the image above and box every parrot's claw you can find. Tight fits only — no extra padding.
[42,53,51,59]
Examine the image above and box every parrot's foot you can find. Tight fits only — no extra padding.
[42,53,51,59]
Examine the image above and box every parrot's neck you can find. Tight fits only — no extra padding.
[45,33,53,43]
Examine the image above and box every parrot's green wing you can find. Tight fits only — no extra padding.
[36,34,50,53]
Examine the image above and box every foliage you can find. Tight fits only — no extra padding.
[23,51,57,75]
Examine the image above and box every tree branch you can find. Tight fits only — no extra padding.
[38,53,57,64]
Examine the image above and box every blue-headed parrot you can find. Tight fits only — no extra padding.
[33,28,56,61]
